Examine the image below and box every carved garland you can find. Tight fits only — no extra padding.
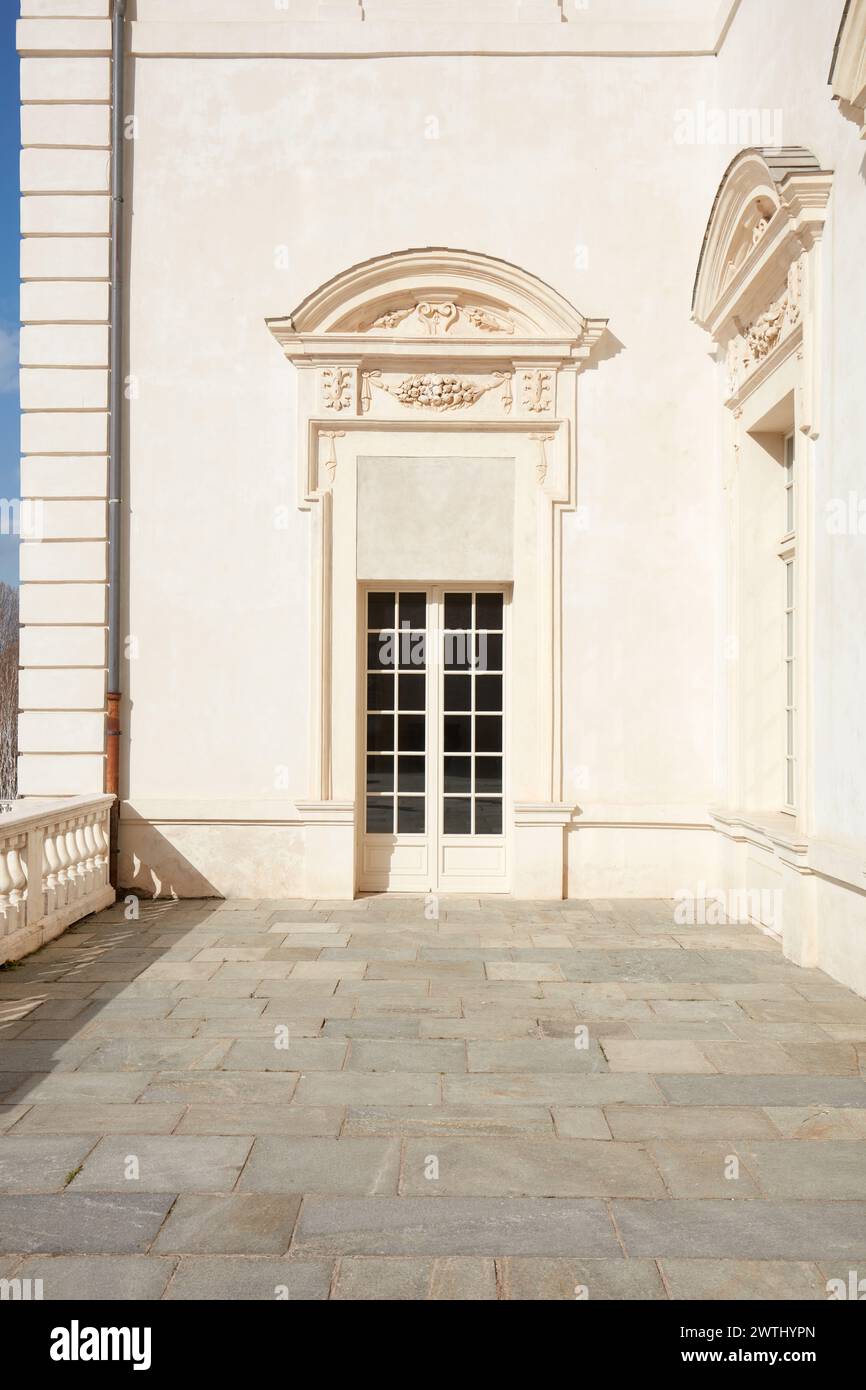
[361,370,514,414]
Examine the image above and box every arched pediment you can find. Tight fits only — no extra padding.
[269,247,602,349]
[692,147,831,337]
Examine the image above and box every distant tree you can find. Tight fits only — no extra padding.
[0,583,19,804]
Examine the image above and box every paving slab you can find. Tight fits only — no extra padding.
[0,1135,97,1194]
[332,1255,497,1300]
[400,1138,665,1198]
[153,1194,301,1254]
[613,1199,866,1259]
[659,1258,827,1300]
[347,1040,467,1072]
[239,1137,400,1195]
[12,1254,176,1300]
[9,1104,185,1136]
[292,1197,621,1257]
[176,1104,343,1137]
[0,1193,176,1254]
[70,1136,252,1192]
[165,1257,331,1300]
[657,1074,866,1108]
[605,1105,777,1141]
[502,1257,666,1300]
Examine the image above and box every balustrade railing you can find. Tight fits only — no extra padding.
[0,794,115,964]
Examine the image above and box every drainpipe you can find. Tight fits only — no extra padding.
[106,0,127,891]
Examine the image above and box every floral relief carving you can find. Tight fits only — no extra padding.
[364,300,515,335]
[361,371,514,414]
[322,367,353,411]
[522,369,553,413]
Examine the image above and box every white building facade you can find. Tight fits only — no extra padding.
[17,1,866,992]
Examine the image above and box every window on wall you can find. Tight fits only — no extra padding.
[782,432,796,812]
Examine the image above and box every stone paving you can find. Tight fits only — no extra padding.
[2,895,866,1300]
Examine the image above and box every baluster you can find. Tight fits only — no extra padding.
[75,824,91,895]
[83,822,97,894]
[0,846,12,921]
[93,819,108,884]
[8,845,26,913]
[65,828,80,901]
[55,828,70,906]
[44,829,59,913]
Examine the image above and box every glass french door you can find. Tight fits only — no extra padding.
[359,586,508,892]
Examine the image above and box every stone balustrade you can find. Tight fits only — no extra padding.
[0,795,115,965]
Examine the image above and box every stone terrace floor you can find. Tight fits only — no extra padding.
[1,895,866,1301]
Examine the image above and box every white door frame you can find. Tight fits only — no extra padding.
[357,583,511,894]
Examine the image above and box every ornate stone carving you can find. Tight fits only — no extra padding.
[529,432,555,485]
[361,371,513,413]
[726,256,805,394]
[322,367,353,411]
[319,430,344,483]
[522,369,553,413]
[364,300,515,335]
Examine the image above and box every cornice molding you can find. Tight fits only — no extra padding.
[830,0,866,136]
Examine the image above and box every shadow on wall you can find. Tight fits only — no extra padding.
[117,817,223,901]
[583,328,625,374]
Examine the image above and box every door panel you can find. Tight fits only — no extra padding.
[359,586,508,893]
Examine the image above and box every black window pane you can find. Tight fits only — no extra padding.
[367,672,394,711]
[398,673,425,710]
[367,713,394,752]
[366,796,393,832]
[398,631,426,670]
[443,797,471,834]
[475,593,503,630]
[398,755,425,792]
[475,674,502,712]
[443,756,471,794]
[398,592,426,628]
[398,714,425,751]
[397,796,425,834]
[368,632,395,669]
[368,592,395,628]
[444,675,471,710]
[366,755,394,794]
[443,715,471,753]
[475,633,502,671]
[444,632,472,671]
[475,797,503,835]
[444,592,472,630]
[475,756,502,794]
[475,715,502,752]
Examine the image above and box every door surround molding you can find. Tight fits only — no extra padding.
[268,247,608,897]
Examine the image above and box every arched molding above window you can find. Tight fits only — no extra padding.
[692,148,833,435]
[830,0,866,137]
[267,246,608,506]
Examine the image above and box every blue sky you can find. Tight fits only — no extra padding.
[0,8,20,587]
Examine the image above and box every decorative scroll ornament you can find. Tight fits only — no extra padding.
[322,367,353,411]
[364,300,515,335]
[361,371,514,413]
